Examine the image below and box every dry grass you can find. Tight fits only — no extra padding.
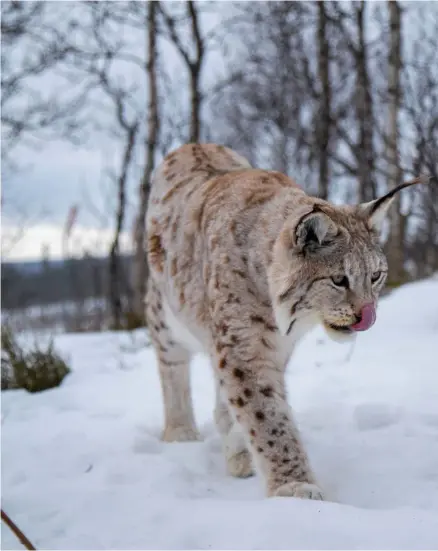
[1,325,71,393]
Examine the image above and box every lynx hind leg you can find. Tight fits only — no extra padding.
[146,281,200,442]
[214,383,254,478]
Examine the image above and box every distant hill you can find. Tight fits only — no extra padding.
[2,259,66,275]
[1,254,133,310]
[3,254,133,275]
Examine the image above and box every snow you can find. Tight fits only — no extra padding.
[2,278,438,550]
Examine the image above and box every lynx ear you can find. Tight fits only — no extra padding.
[295,211,338,253]
[359,176,430,232]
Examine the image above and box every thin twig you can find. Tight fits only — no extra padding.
[1,509,36,550]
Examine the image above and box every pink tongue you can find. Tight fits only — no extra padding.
[350,303,376,332]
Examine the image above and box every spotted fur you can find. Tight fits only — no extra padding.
[146,143,417,499]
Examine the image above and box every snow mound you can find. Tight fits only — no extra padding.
[2,279,438,549]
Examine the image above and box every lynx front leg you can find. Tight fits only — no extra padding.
[214,346,323,499]
[214,382,254,478]
[146,281,200,442]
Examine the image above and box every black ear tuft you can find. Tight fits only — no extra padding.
[358,175,431,232]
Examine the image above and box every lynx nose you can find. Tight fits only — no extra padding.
[350,303,376,332]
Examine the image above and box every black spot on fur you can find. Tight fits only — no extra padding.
[255,411,265,421]
[250,315,265,324]
[233,367,245,380]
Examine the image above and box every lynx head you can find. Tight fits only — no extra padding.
[268,177,429,342]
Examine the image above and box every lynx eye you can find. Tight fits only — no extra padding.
[331,275,349,288]
[371,270,382,284]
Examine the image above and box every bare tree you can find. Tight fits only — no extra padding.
[1,1,96,165]
[316,1,331,200]
[133,1,160,325]
[1,1,193,330]
[211,3,313,178]
[88,4,141,328]
[159,1,205,142]
[355,1,376,203]
[3,0,437,328]
[402,14,438,277]
[108,123,138,329]
[385,0,404,283]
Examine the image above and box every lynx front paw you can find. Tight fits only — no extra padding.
[226,449,254,478]
[271,481,325,500]
[161,426,201,442]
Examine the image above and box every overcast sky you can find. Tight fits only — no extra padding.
[1,0,228,262]
[1,0,434,263]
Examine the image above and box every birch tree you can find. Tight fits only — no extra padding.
[385,0,404,284]
[133,1,159,325]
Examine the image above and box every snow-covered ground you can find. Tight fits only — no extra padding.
[2,278,438,550]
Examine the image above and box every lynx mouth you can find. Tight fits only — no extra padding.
[324,322,354,335]
[324,304,377,335]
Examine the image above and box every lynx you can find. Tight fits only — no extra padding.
[146,143,426,500]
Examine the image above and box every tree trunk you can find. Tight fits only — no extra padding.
[317,0,331,200]
[133,1,159,326]
[187,1,203,143]
[158,1,204,144]
[386,0,404,284]
[189,66,201,142]
[110,124,137,329]
[355,0,376,203]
